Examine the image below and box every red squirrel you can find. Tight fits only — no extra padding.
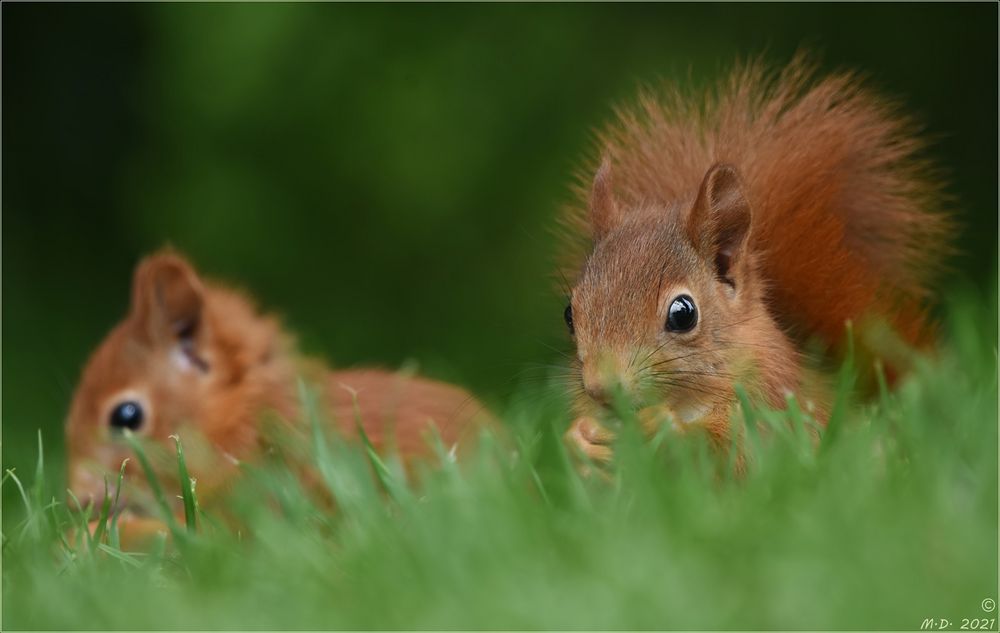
[65,250,492,542]
[560,57,952,461]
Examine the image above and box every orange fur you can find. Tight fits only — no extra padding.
[65,250,492,517]
[559,55,952,458]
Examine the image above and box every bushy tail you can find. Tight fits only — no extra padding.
[587,54,953,356]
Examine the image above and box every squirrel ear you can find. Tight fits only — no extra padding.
[687,163,752,287]
[130,249,206,347]
[589,157,624,240]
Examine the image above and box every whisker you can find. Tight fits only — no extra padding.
[648,377,731,401]
[640,336,792,373]
[647,368,737,380]
[635,339,671,371]
[641,347,725,371]
[534,339,575,360]
[649,373,733,396]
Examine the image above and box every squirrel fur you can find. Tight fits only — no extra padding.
[65,250,491,545]
[560,56,953,459]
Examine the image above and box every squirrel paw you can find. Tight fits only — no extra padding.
[565,416,615,464]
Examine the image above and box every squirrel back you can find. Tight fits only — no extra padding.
[563,55,952,357]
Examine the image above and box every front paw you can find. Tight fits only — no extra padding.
[565,416,615,464]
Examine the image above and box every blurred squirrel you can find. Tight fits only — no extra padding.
[65,250,492,545]
[559,56,952,461]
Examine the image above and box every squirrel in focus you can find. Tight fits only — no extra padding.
[66,250,492,546]
[559,56,953,462]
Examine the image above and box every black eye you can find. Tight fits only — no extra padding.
[666,295,698,332]
[564,304,575,335]
[110,401,144,432]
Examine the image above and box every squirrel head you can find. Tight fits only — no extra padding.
[65,250,297,510]
[566,161,765,420]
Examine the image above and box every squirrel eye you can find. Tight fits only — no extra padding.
[564,304,575,335]
[109,401,144,432]
[666,295,698,333]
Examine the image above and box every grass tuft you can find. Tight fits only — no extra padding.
[2,292,997,629]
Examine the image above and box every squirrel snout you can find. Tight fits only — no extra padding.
[68,464,106,514]
[582,367,627,408]
[581,352,635,407]
[584,378,612,406]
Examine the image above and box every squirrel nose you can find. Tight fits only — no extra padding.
[582,354,626,407]
[583,378,612,406]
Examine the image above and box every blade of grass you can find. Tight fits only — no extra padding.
[170,435,198,532]
[96,544,145,568]
[347,387,409,504]
[5,469,32,515]
[31,429,45,510]
[108,459,130,550]
[65,488,94,552]
[873,358,891,412]
[784,393,815,460]
[514,433,551,507]
[300,378,378,515]
[89,475,114,553]
[734,384,760,475]
[122,430,185,542]
[823,320,857,453]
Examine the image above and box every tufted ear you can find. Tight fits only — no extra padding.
[687,163,753,288]
[130,250,206,349]
[589,157,625,241]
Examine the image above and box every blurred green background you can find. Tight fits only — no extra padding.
[2,3,996,498]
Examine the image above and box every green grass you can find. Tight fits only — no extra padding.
[2,292,997,630]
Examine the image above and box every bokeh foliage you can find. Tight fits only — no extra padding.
[3,3,997,505]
